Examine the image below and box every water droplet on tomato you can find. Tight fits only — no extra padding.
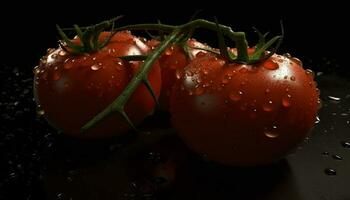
[175,69,182,79]
[186,71,194,76]
[291,57,303,66]
[164,49,172,55]
[250,109,258,119]
[229,91,243,101]
[240,102,248,110]
[203,68,209,75]
[290,76,296,81]
[341,141,350,148]
[33,66,40,75]
[305,69,315,78]
[239,67,248,73]
[47,48,55,54]
[282,94,292,107]
[222,78,229,84]
[92,57,97,61]
[263,60,279,70]
[324,168,336,176]
[194,87,205,96]
[332,154,343,161]
[64,82,70,88]
[91,64,101,71]
[265,88,270,94]
[262,100,274,112]
[264,126,278,138]
[58,50,67,56]
[36,105,45,116]
[52,70,61,81]
[285,87,290,92]
[283,53,292,58]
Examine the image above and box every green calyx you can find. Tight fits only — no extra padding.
[80,18,284,133]
[57,16,122,54]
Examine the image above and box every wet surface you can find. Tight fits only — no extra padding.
[1,63,350,200]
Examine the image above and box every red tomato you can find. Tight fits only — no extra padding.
[147,39,207,109]
[170,51,320,166]
[34,31,161,139]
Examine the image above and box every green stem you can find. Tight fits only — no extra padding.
[115,19,249,62]
[81,29,182,132]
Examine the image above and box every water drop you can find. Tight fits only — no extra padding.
[305,69,315,78]
[263,60,279,70]
[315,116,320,124]
[51,54,58,59]
[229,91,243,101]
[194,87,205,96]
[324,168,336,176]
[222,78,229,84]
[58,50,67,56]
[341,141,350,148]
[36,106,45,116]
[290,76,296,81]
[264,126,278,138]
[47,48,55,54]
[265,88,270,94]
[174,69,182,79]
[64,82,70,88]
[282,94,292,107]
[283,53,292,58]
[33,66,40,75]
[239,67,248,73]
[203,68,209,75]
[52,70,61,81]
[186,71,194,76]
[165,49,172,55]
[262,100,274,112]
[91,64,101,71]
[327,96,341,103]
[332,154,343,161]
[291,57,303,66]
[92,57,97,61]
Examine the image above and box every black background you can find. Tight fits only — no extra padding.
[1,3,348,73]
[1,2,350,200]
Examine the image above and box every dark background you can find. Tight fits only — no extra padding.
[1,3,350,200]
[1,3,348,73]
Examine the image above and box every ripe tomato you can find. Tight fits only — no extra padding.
[34,31,161,139]
[170,51,319,166]
[147,39,207,109]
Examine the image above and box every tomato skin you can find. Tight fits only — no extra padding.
[147,39,207,109]
[170,52,319,166]
[34,31,161,139]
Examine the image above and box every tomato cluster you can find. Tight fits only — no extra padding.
[34,19,319,165]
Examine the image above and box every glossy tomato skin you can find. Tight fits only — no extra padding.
[147,39,207,109]
[34,31,161,139]
[170,52,319,166]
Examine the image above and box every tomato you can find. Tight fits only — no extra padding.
[169,51,320,166]
[147,39,207,109]
[34,31,161,139]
